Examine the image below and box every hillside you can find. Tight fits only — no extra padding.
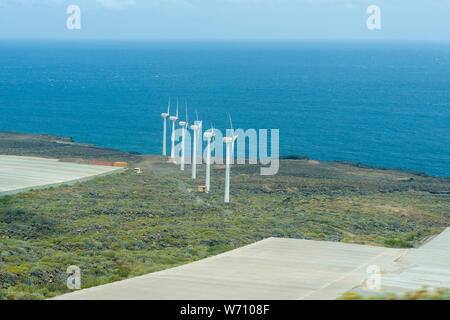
[0,133,449,299]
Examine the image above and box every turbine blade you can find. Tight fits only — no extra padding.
[228,113,233,131]
[185,100,188,124]
[167,97,171,114]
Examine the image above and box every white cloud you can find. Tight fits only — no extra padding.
[0,0,136,9]
[96,0,136,10]
[0,0,62,7]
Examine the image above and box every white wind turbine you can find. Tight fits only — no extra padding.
[189,111,202,179]
[223,115,238,203]
[169,99,179,162]
[161,97,170,156]
[179,101,189,171]
[204,125,215,192]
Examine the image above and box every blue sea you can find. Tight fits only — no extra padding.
[0,40,449,177]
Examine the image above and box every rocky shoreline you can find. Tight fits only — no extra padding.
[2,131,448,180]
[0,131,141,164]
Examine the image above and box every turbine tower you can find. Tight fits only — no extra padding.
[223,115,238,203]
[161,97,170,156]
[204,126,215,192]
[179,101,189,171]
[189,111,202,179]
[169,99,179,162]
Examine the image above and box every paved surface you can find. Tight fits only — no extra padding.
[0,156,122,196]
[54,238,404,300]
[369,227,450,294]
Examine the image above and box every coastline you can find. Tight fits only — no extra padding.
[1,131,448,180]
[0,131,141,164]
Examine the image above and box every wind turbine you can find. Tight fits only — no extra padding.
[204,125,215,192]
[169,98,179,162]
[179,101,189,171]
[161,97,170,156]
[189,111,202,179]
[223,115,238,203]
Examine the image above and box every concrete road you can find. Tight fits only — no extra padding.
[0,156,122,196]
[368,228,450,294]
[53,237,405,300]
[54,229,450,300]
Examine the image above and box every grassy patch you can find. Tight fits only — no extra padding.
[340,288,450,300]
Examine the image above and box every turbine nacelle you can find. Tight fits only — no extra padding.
[179,121,188,127]
[190,121,202,131]
[204,130,215,139]
[161,113,169,118]
[223,137,233,143]
[191,110,202,132]
[170,103,179,122]
[223,134,237,144]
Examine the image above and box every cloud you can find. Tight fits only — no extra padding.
[0,0,63,7]
[0,0,136,9]
[96,0,136,10]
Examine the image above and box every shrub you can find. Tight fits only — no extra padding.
[384,238,413,248]
[117,266,131,278]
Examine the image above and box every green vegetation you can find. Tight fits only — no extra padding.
[340,288,450,300]
[0,156,449,299]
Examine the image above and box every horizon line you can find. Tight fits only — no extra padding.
[1,38,450,43]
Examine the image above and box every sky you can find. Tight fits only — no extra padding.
[0,0,448,41]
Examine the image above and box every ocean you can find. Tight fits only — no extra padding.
[0,40,449,177]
